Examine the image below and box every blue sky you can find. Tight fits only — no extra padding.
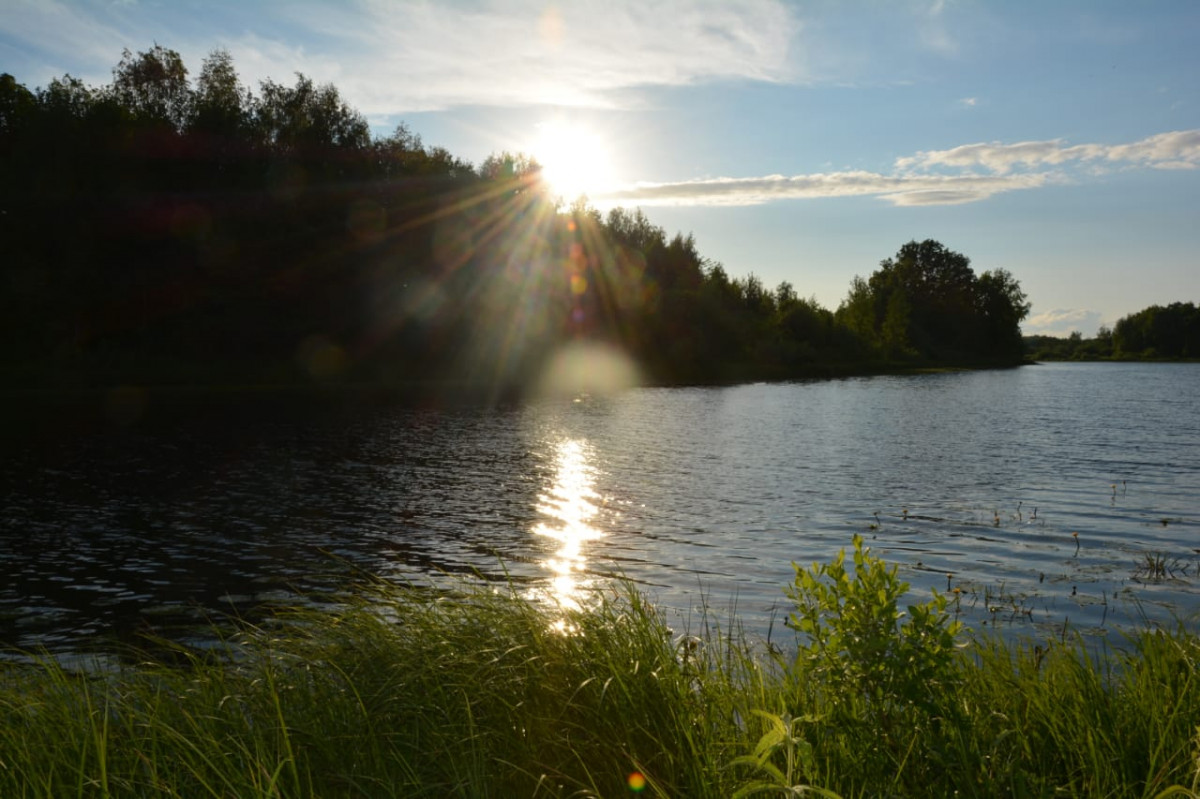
[3,0,1198,335]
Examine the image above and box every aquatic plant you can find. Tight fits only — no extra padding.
[1134,551,1193,582]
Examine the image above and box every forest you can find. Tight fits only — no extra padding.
[1024,302,1200,361]
[1,46,1033,397]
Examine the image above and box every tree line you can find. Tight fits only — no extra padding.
[1025,302,1200,361]
[1,46,1032,395]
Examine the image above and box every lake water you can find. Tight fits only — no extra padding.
[3,362,1198,658]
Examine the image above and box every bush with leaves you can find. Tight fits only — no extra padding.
[785,535,962,722]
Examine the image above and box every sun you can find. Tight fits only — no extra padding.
[532,120,615,204]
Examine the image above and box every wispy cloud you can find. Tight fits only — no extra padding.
[3,0,142,83]
[596,128,1200,208]
[324,0,801,111]
[896,130,1200,174]
[17,0,799,113]
[919,0,958,56]
[5,0,1002,115]
[4,0,801,112]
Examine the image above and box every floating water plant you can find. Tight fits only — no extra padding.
[1133,551,1192,582]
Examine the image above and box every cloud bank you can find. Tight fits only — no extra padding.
[593,129,1200,208]
[4,0,801,113]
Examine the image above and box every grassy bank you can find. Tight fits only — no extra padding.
[2,540,1198,798]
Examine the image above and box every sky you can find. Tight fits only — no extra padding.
[3,0,1198,336]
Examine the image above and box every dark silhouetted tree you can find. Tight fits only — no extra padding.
[1114,302,1200,358]
[1,46,1039,394]
[837,240,1028,363]
[975,268,1030,360]
[254,74,369,153]
[111,45,191,131]
[190,48,250,139]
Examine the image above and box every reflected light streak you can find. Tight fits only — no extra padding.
[532,438,604,616]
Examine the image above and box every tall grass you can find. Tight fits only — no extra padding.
[0,583,760,798]
[2,547,1198,798]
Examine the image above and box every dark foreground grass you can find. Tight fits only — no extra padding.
[2,559,1199,797]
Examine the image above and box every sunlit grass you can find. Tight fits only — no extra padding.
[2,556,1199,797]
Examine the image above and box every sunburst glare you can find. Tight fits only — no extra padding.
[532,119,615,204]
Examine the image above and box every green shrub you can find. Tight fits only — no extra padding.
[785,534,962,720]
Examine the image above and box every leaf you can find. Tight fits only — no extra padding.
[731,779,790,798]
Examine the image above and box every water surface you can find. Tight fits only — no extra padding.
[3,362,1198,656]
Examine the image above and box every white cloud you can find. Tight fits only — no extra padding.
[1023,308,1105,337]
[594,170,1050,208]
[959,96,978,107]
[1104,130,1200,168]
[896,130,1200,174]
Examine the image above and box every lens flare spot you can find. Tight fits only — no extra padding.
[536,342,640,397]
[105,385,147,427]
[296,335,347,380]
[627,771,647,792]
[170,203,211,240]
[346,199,386,243]
[570,274,588,295]
[538,5,564,48]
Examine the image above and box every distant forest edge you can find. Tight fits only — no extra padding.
[0,44,1128,397]
[1025,302,1200,362]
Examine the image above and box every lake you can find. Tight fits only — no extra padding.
[3,361,1198,659]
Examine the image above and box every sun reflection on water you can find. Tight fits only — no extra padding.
[532,438,604,619]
